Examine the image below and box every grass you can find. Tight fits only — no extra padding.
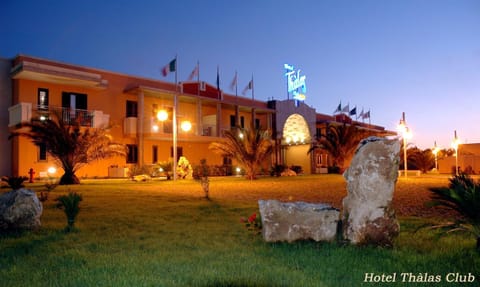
[1,175,479,286]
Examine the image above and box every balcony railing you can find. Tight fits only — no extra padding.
[36,106,94,127]
[9,103,108,128]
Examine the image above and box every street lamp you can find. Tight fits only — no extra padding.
[452,130,460,176]
[397,112,412,178]
[432,141,439,171]
[156,108,191,181]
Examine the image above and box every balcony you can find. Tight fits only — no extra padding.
[8,103,109,128]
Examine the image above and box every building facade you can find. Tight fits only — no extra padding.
[2,55,394,179]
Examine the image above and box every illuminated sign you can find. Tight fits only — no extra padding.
[284,64,306,102]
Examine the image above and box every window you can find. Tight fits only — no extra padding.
[255,119,260,129]
[170,146,183,161]
[152,145,158,163]
[126,144,138,164]
[62,92,89,125]
[230,115,236,128]
[240,116,245,128]
[38,88,49,110]
[126,101,138,118]
[38,142,47,161]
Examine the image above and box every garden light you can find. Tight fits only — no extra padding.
[47,167,56,175]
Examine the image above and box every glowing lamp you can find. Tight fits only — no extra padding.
[157,110,168,121]
[180,121,192,132]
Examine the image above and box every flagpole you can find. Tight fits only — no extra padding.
[251,74,254,101]
[197,61,200,98]
[173,54,178,181]
[235,71,238,98]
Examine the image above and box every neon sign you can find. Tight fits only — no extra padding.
[284,64,306,102]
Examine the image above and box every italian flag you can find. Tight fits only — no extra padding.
[161,59,176,77]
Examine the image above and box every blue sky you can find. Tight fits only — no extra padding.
[1,0,479,149]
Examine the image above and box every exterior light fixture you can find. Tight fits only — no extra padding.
[152,124,159,132]
[452,130,460,176]
[47,167,57,175]
[397,112,412,178]
[180,121,192,132]
[157,110,168,121]
[432,141,440,171]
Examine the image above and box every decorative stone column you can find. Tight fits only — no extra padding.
[342,137,401,246]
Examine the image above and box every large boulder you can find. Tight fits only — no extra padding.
[258,199,340,243]
[0,188,43,230]
[342,137,400,246]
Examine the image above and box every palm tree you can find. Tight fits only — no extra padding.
[409,147,434,173]
[308,124,369,172]
[10,111,126,185]
[209,125,272,180]
[429,174,480,250]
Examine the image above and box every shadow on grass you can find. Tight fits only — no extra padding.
[0,228,66,260]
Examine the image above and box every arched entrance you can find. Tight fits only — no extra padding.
[282,113,312,173]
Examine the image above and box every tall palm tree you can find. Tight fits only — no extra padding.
[209,125,272,180]
[10,111,126,185]
[308,124,369,172]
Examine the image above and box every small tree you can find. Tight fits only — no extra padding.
[10,111,126,185]
[56,191,83,232]
[195,159,210,199]
[428,174,480,251]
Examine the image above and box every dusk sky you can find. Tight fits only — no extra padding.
[1,0,479,149]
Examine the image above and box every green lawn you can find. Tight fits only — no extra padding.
[1,175,479,287]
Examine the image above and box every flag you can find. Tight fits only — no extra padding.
[242,80,253,95]
[187,63,199,81]
[341,103,350,113]
[363,110,370,119]
[358,108,364,119]
[334,103,341,114]
[161,58,176,77]
[349,106,357,116]
[229,72,237,91]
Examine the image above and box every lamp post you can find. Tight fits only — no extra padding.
[156,107,191,181]
[452,130,460,176]
[397,112,412,178]
[432,141,439,171]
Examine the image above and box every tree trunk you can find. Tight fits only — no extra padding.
[59,171,80,185]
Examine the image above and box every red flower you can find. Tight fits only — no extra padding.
[248,213,256,223]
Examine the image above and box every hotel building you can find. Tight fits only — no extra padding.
[0,55,394,179]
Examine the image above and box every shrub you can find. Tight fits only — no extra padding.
[240,212,262,235]
[428,174,480,250]
[56,191,83,232]
[270,164,286,177]
[157,160,173,180]
[290,165,303,175]
[177,156,193,179]
[1,176,28,190]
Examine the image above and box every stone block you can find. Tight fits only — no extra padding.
[258,199,340,243]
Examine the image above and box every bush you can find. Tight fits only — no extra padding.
[270,164,287,177]
[428,174,480,250]
[56,191,83,232]
[328,166,341,174]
